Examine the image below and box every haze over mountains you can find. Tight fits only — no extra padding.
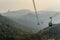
[1,9,60,32]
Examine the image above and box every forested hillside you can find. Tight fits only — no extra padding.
[0,15,41,40]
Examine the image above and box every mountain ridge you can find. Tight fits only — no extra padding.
[1,9,60,32]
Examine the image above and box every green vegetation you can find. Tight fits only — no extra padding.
[0,24,41,40]
[0,15,41,40]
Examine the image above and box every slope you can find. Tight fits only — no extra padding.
[38,23,60,40]
[0,15,42,40]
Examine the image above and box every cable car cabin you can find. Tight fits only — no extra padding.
[49,21,52,27]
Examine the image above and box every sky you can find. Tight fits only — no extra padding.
[0,0,60,13]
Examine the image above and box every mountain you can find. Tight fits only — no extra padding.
[1,9,33,17]
[0,14,34,33]
[0,15,43,40]
[37,23,60,40]
[2,9,60,32]
[0,14,39,40]
[1,9,39,32]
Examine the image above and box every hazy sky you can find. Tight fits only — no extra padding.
[0,0,60,12]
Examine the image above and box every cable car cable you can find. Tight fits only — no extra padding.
[32,0,40,25]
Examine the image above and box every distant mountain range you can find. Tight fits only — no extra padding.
[1,9,60,32]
